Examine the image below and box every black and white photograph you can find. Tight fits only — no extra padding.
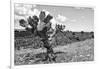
[14,3,94,65]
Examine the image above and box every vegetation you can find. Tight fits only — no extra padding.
[15,30,94,50]
[15,39,94,65]
[14,10,94,65]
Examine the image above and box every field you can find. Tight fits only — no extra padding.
[14,4,94,66]
[15,38,94,65]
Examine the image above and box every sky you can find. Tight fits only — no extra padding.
[14,3,94,32]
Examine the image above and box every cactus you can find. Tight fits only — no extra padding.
[19,11,65,62]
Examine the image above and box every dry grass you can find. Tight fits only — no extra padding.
[15,39,94,65]
[54,39,94,62]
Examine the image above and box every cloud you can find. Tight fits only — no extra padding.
[50,17,67,29]
[50,15,77,30]
[14,4,53,30]
[28,8,40,17]
[14,6,28,16]
[14,3,38,16]
[15,4,49,17]
[14,8,40,30]
[23,4,33,9]
[14,4,34,29]
[14,4,68,30]
[56,14,67,22]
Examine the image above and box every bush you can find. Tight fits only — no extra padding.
[15,30,94,50]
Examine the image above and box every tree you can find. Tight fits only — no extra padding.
[19,11,65,62]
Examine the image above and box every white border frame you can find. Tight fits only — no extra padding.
[10,0,95,69]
